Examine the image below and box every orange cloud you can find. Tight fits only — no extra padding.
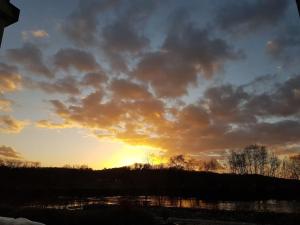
[0,97,12,112]
[37,74,300,158]
[0,115,27,134]
[0,63,21,94]
[22,29,49,40]
[0,145,21,159]
[36,119,73,129]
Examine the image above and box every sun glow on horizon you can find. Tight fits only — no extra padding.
[101,144,165,169]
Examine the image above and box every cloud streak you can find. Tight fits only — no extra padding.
[0,115,27,134]
[0,145,21,159]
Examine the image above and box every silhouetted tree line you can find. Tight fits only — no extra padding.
[0,158,41,168]
[228,144,300,180]
[130,155,223,172]
[1,144,299,180]
[163,145,300,180]
[0,157,93,170]
[131,145,298,180]
[168,154,223,172]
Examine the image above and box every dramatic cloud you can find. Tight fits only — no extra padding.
[0,145,21,159]
[134,25,243,97]
[0,115,27,133]
[53,48,99,72]
[4,0,300,164]
[48,92,124,129]
[6,43,52,78]
[40,74,300,155]
[215,0,289,34]
[40,86,166,146]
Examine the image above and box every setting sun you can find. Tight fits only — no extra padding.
[103,144,163,168]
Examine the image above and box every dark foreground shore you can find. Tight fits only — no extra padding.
[1,167,299,224]
[1,167,300,201]
[1,205,300,225]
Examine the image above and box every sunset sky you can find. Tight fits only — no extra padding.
[0,0,300,169]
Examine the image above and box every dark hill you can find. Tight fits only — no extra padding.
[0,167,299,201]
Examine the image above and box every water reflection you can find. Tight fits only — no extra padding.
[26,196,300,214]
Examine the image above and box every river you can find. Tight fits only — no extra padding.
[26,196,300,213]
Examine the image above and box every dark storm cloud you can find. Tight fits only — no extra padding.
[6,43,53,78]
[134,25,243,97]
[215,0,289,34]
[53,48,99,72]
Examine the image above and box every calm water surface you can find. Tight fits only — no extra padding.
[27,196,300,214]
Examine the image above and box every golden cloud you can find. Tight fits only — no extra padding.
[0,145,21,159]
[0,115,28,134]
[0,63,22,94]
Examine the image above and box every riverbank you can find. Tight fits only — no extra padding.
[1,167,300,201]
[1,205,300,225]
